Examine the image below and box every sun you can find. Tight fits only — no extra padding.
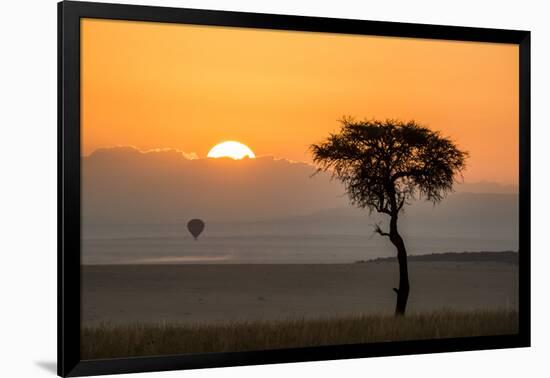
[207,141,256,160]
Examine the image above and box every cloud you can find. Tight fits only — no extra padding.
[82,146,519,226]
[87,145,199,160]
[82,146,347,224]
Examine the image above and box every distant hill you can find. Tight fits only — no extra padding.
[82,146,518,225]
[360,251,518,265]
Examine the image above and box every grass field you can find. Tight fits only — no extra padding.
[81,309,518,359]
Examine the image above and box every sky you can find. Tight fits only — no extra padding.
[81,18,519,185]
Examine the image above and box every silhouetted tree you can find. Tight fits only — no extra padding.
[311,118,468,315]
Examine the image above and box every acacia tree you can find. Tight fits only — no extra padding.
[311,118,468,315]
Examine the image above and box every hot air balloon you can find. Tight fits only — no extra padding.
[187,219,205,240]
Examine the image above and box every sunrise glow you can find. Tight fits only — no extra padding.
[81,18,519,185]
[207,141,256,160]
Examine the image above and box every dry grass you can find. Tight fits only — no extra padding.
[81,309,518,359]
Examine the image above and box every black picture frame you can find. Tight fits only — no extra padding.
[58,1,531,376]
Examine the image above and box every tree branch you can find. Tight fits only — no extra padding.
[374,223,391,237]
[375,204,392,215]
[397,197,406,211]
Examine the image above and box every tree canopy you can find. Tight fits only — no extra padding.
[310,118,468,216]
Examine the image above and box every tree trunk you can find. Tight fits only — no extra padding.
[389,215,410,316]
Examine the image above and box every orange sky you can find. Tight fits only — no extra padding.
[81,18,519,185]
